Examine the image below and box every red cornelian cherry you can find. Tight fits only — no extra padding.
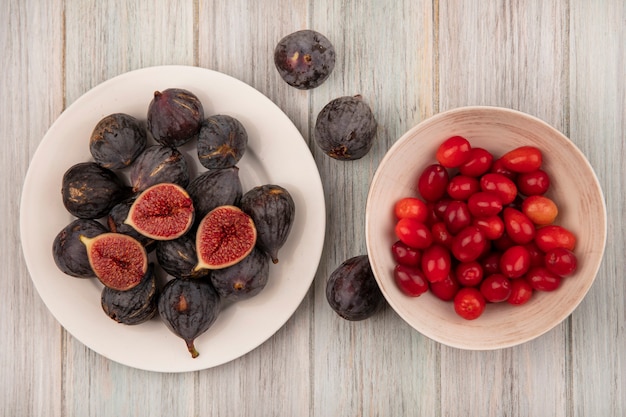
[436,135,471,168]
[480,173,518,205]
[499,245,531,278]
[391,240,421,266]
[522,195,558,225]
[517,169,550,196]
[456,261,484,287]
[421,244,451,283]
[507,279,533,305]
[395,218,433,249]
[525,266,561,291]
[417,164,450,202]
[458,147,493,177]
[544,247,578,277]
[430,272,460,301]
[500,146,543,173]
[447,175,480,200]
[394,197,429,222]
[534,225,576,252]
[503,208,536,245]
[394,264,429,297]
[453,287,486,320]
[480,274,512,303]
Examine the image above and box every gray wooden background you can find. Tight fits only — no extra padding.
[2,0,624,415]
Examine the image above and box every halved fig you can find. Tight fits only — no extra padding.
[80,232,148,291]
[125,183,194,240]
[195,205,257,271]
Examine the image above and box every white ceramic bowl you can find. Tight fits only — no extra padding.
[365,106,606,350]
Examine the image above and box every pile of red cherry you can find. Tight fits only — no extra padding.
[391,136,578,320]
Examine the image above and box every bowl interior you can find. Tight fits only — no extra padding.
[366,106,606,350]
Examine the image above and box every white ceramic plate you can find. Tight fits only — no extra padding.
[20,65,326,372]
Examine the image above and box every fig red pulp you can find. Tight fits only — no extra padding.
[195,205,257,270]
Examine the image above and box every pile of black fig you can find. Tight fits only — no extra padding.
[53,88,295,358]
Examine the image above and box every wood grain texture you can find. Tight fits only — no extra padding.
[3,0,625,416]
[569,2,626,416]
[2,0,64,416]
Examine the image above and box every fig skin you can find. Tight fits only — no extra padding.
[89,113,147,170]
[129,145,190,193]
[326,255,386,321]
[147,88,204,147]
[274,29,336,90]
[155,233,209,280]
[107,198,156,252]
[61,162,131,219]
[240,184,295,264]
[101,263,159,325]
[314,95,378,160]
[52,219,108,278]
[210,247,270,301]
[186,166,243,224]
[158,277,221,358]
[197,115,248,169]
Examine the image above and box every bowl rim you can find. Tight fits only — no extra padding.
[365,105,607,350]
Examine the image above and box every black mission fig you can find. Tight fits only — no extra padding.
[274,29,336,90]
[314,95,377,160]
[147,88,204,147]
[89,113,147,169]
[210,247,270,301]
[129,145,190,193]
[186,166,242,223]
[158,278,221,358]
[155,233,209,280]
[240,184,295,264]
[197,115,248,169]
[326,255,385,321]
[61,162,130,219]
[101,263,159,325]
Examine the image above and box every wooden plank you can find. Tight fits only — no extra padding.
[310,1,439,416]
[195,1,312,416]
[1,0,64,416]
[61,1,196,416]
[438,1,570,416]
[569,2,625,416]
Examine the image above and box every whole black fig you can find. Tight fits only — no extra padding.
[147,88,204,147]
[314,95,377,160]
[52,218,108,278]
[274,29,336,90]
[129,145,190,193]
[210,247,270,301]
[197,115,248,169]
[101,263,159,325]
[155,233,209,279]
[158,278,221,358]
[186,166,242,222]
[326,255,385,321]
[89,113,147,169]
[61,162,130,219]
[240,184,295,264]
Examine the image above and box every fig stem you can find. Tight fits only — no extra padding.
[186,340,199,358]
